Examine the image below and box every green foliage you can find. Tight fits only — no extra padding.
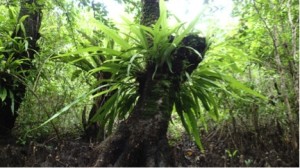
[0,54,24,105]
[48,0,212,139]
[168,112,185,145]
[16,62,91,142]
[0,6,36,115]
[225,149,238,158]
[1,0,289,152]
[205,0,299,148]
[36,0,266,151]
[0,1,100,141]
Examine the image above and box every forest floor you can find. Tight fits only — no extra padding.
[0,123,299,167]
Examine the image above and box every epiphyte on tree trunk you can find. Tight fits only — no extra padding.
[171,34,207,74]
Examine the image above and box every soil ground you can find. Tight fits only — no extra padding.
[0,124,298,167]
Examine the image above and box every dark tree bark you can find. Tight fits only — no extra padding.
[90,35,206,167]
[0,0,42,136]
[83,0,160,143]
[140,0,160,26]
[83,0,159,143]
[90,0,207,166]
[82,72,112,142]
[82,95,106,142]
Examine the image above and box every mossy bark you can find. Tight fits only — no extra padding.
[90,1,173,166]
[90,34,207,166]
[141,0,160,27]
[91,62,176,166]
[90,0,206,166]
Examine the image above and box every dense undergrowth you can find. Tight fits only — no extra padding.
[0,0,298,166]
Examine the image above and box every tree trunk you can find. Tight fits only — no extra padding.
[272,26,298,151]
[287,0,299,115]
[91,63,176,166]
[91,0,170,165]
[83,0,160,144]
[253,0,298,151]
[82,72,112,142]
[0,0,42,136]
[89,0,208,166]
[90,36,207,165]
[82,96,106,142]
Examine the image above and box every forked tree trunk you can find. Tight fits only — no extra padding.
[90,1,207,166]
[0,0,42,136]
[91,64,176,166]
[91,0,171,165]
[90,34,206,166]
[84,0,160,143]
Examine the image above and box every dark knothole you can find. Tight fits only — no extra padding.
[136,34,207,94]
[171,34,207,75]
